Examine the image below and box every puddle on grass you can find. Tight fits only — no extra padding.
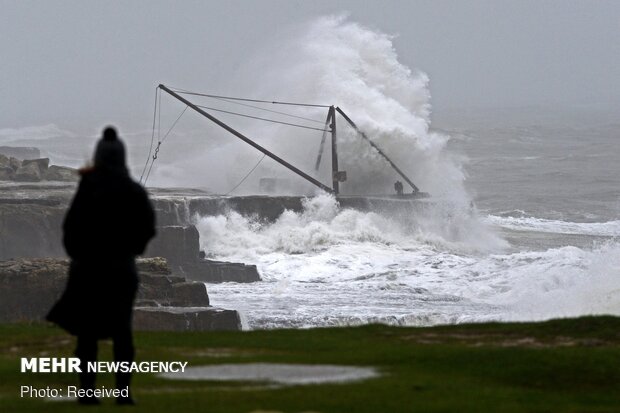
[159,363,380,385]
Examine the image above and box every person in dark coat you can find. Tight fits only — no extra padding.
[47,126,156,405]
[394,180,404,196]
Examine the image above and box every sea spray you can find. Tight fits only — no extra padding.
[196,193,503,261]
[199,207,620,328]
[238,15,469,202]
[150,15,474,215]
[179,16,619,327]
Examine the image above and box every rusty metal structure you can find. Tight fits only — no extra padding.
[146,84,421,195]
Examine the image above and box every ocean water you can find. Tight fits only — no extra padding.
[192,110,620,329]
[197,182,620,329]
[193,106,620,329]
[191,16,620,329]
[3,16,618,329]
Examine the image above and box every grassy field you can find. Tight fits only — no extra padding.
[1,316,619,412]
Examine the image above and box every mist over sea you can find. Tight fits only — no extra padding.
[2,16,618,329]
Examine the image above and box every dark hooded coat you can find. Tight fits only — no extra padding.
[47,129,156,338]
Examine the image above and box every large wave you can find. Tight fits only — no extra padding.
[198,200,620,327]
[152,15,469,208]
[180,15,620,327]
[197,193,504,258]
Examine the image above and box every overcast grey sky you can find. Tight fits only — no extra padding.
[1,0,618,130]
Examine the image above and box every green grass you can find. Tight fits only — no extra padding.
[1,316,619,412]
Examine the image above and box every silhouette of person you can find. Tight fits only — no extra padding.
[394,180,404,195]
[47,127,156,405]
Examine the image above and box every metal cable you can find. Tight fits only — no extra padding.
[195,104,330,132]
[143,105,188,185]
[209,95,326,124]
[140,87,159,184]
[168,86,331,108]
[226,154,266,195]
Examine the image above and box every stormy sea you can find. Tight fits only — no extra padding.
[197,114,620,329]
[4,16,618,329]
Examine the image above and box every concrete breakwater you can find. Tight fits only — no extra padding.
[0,183,432,329]
[0,257,241,331]
[154,192,431,226]
[0,183,429,273]
[0,184,260,283]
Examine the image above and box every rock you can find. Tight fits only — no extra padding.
[0,257,235,330]
[13,162,42,182]
[13,158,51,182]
[170,282,209,307]
[184,260,261,283]
[0,155,16,179]
[146,225,201,266]
[136,273,178,305]
[22,157,50,172]
[0,146,40,160]
[0,166,13,180]
[152,198,191,226]
[136,257,209,307]
[136,256,171,275]
[0,157,75,182]
[44,165,77,182]
[0,204,66,259]
[0,154,22,173]
[0,258,69,322]
[133,307,241,331]
[9,157,21,171]
[134,299,159,307]
[145,225,261,283]
[0,198,63,206]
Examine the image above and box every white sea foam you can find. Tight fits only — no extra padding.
[196,194,620,328]
[189,16,619,328]
[196,193,503,259]
[484,243,620,320]
[486,215,620,236]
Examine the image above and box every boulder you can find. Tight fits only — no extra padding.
[136,257,209,307]
[0,166,13,180]
[184,260,261,283]
[44,165,78,182]
[13,162,42,182]
[0,204,66,259]
[146,225,201,267]
[137,273,180,305]
[136,256,171,275]
[170,282,210,307]
[0,257,235,330]
[22,157,50,172]
[9,157,21,171]
[0,258,69,322]
[0,156,58,181]
[145,225,261,283]
[133,307,241,331]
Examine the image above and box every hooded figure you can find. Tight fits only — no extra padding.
[47,126,156,405]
